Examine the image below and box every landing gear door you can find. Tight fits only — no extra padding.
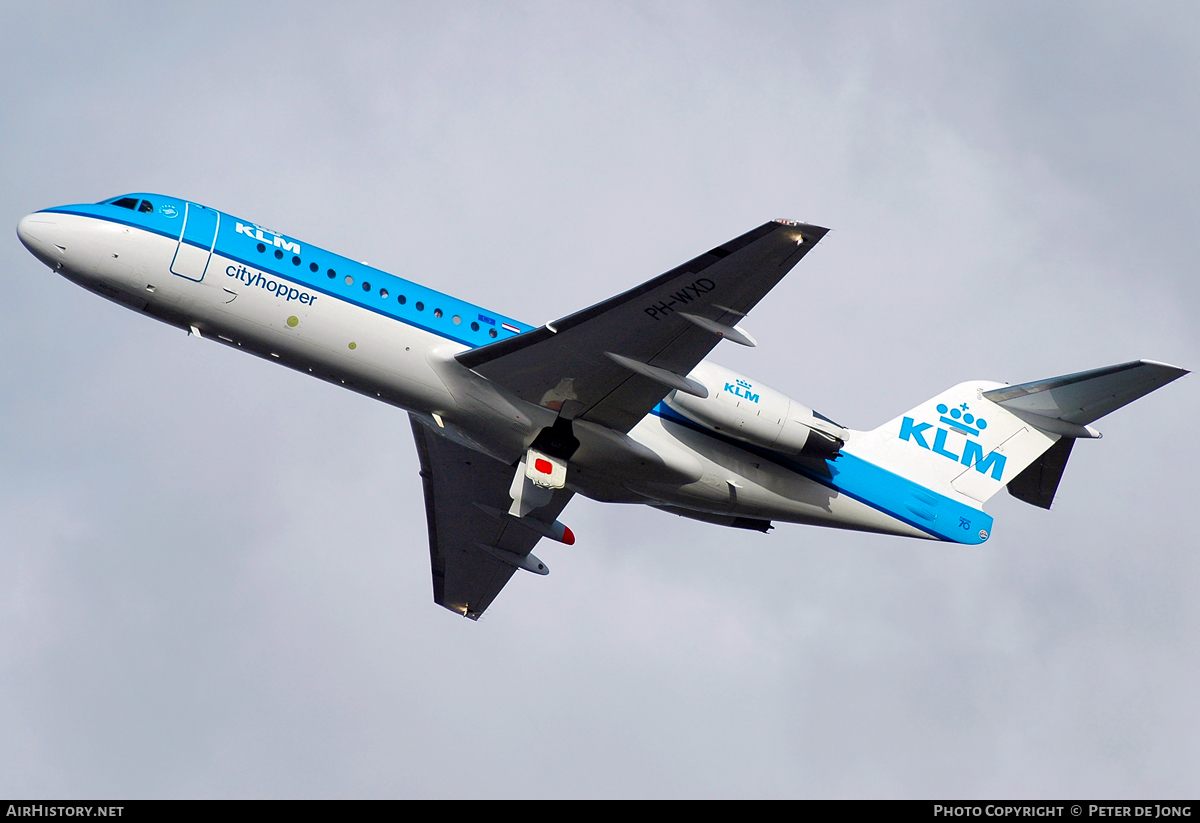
[170,202,220,282]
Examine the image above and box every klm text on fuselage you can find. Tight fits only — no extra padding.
[235,222,300,254]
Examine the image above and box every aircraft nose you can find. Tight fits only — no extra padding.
[17,212,44,247]
[16,212,62,266]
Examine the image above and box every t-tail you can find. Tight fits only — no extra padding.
[845,360,1188,513]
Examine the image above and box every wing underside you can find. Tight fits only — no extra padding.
[410,415,573,619]
[456,220,829,433]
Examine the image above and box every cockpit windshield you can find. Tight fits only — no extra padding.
[104,196,154,213]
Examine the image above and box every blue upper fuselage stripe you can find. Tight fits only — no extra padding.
[651,403,992,544]
[216,253,479,347]
[44,201,534,351]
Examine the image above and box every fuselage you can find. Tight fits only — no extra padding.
[17,194,993,544]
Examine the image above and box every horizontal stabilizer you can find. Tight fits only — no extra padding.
[982,360,1188,427]
[1006,436,1074,510]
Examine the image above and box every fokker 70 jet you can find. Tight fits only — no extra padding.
[16,195,1187,619]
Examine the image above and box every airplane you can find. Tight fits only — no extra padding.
[16,194,1188,619]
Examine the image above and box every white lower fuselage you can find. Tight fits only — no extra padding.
[19,208,936,542]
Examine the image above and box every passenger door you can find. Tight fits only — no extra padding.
[170,202,219,282]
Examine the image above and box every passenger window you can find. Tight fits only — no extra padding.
[112,198,138,210]
[138,200,154,213]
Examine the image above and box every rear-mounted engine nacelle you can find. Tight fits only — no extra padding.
[666,362,845,459]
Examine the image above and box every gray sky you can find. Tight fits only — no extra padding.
[1,2,1196,798]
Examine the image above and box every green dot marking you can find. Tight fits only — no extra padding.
[286,316,299,328]
[348,342,357,350]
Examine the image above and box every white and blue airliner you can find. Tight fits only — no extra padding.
[17,195,1188,619]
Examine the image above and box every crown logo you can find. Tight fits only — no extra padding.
[936,402,987,436]
[736,379,753,389]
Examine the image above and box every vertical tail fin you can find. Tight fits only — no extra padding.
[846,360,1187,509]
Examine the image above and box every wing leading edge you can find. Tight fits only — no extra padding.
[457,220,829,433]
[410,416,573,619]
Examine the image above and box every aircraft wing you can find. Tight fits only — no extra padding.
[410,416,573,620]
[457,220,828,433]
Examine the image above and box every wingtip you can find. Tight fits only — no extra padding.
[772,218,830,234]
[1138,359,1190,377]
